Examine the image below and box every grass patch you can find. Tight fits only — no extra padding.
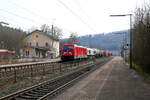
[124,58,150,80]
[133,63,150,80]
[125,58,129,63]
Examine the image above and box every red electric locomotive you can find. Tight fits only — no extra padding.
[61,44,87,61]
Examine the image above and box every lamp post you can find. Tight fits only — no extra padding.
[110,14,132,69]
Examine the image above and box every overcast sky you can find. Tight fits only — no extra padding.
[0,0,145,38]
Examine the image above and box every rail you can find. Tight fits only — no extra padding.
[0,57,112,100]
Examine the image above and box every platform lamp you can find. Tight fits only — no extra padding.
[110,14,132,69]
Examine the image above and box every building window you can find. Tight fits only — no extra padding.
[45,42,48,47]
[26,50,30,56]
[36,35,38,38]
[30,42,32,46]
[36,42,38,47]
[26,51,28,56]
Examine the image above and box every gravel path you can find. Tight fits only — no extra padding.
[53,57,150,100]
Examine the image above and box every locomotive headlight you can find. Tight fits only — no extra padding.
[63,52,67,55]
[69,52,72,55]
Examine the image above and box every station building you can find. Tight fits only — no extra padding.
[23,30,59,58]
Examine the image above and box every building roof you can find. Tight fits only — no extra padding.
[26,30,59,41]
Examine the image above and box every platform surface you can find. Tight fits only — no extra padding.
[53,57,150,100]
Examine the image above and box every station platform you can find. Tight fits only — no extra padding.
[0,58,60,67]
[53,57,150,100]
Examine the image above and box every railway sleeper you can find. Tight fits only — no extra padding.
[14,97,28,100]
[32,89,51,93]
[23,92,44,97]
[38,86,54,90]
[16,94,39,100]
[41,84,58,88]
[29,90,48,95]
[37,87,54,92]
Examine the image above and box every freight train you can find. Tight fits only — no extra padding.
[61,44,112,61]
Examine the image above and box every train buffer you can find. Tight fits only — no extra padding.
[53,57,150,100]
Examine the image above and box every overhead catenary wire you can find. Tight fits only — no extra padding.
[1,0,97,34]
[57,0,97,33]
[72,0,91,20]
[72,0,97,28]
[0,14,33,30]
[2,0,66,32]
[9,0,97,33]
[0,15,21,26]
[0,9,41,25]
[7,1,53,24]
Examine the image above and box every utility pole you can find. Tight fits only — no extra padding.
[51,24,54,51]
[129,14,132,69]
[110,14,133,69]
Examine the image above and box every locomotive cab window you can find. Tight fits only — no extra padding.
[63,46,73,51]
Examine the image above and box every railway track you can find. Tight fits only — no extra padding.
[0,59,87,86]
[0,57,112,100]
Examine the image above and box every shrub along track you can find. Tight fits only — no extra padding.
[0,57,112,100]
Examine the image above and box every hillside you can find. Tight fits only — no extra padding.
[61,30,130,56]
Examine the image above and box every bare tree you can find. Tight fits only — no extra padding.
[0,22,26,56]
[40,24,50,33]
[68,32,79,44]
[40,24,63,39]
[53,26,63,39]
[27,26,38,33]
[133,3,150,72]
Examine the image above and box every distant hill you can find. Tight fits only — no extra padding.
[61,30,130,56]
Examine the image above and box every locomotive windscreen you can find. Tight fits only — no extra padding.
[63,46,73,51]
